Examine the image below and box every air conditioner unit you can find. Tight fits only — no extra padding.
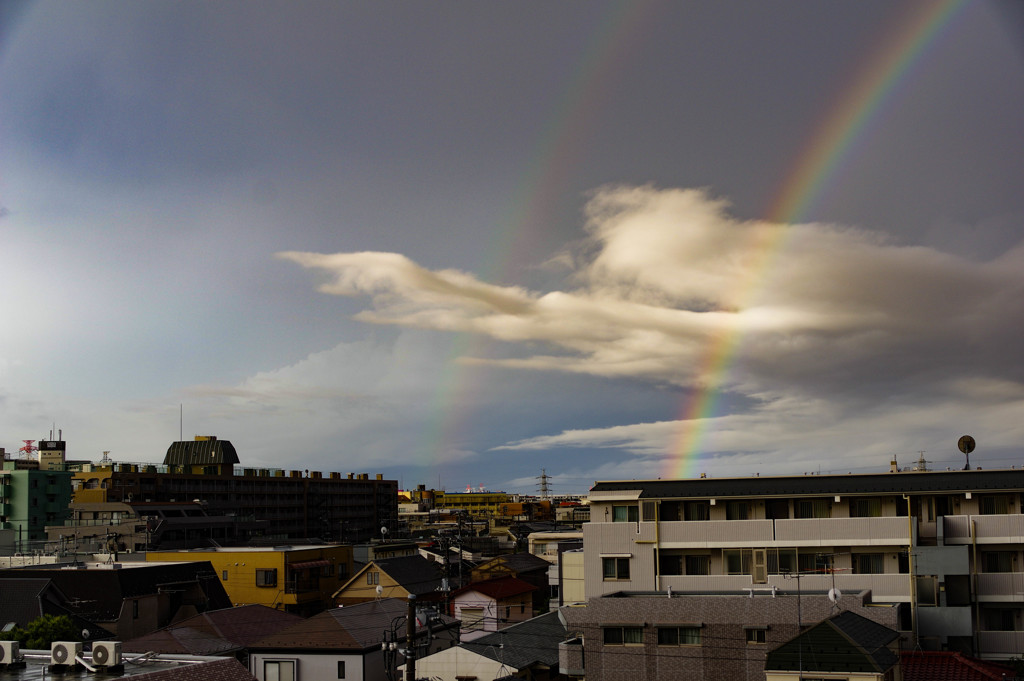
[91,641,122,667]
[0,640,20,664]
[50,641,82,665]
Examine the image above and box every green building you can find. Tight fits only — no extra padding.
[1,460,73,551]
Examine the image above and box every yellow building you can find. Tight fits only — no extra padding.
[432,491,509,518]
[147,544,353,616]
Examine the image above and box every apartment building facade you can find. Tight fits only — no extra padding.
[70,436,398,543]
[585,466,1024,659]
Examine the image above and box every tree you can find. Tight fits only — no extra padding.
[0,614,80,650]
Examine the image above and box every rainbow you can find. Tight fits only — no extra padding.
[664,0,970,479]
[423,2,663,480]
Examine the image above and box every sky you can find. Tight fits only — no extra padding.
[1,0,1023,494]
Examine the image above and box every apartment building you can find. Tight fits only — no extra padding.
[70,436,397,543]
[0,460,73,549]
[585,465,1024,660]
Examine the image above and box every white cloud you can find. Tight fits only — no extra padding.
[279,185,1024,474]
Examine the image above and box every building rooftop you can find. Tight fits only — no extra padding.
[0,650,255,680]
[589,468,1024,499]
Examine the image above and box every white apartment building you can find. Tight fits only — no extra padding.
[584,465,1024,659]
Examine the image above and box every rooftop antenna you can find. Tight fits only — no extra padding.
[958,435,975,470]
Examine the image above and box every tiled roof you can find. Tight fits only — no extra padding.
[462,611,566,669]
[252,598,458,651]
[374,555,445,594]
[454,576,537,600]
[765,610,899,673]
[127,657,256,680]
[123,605,302,655]
[1,563,232,621]
[591,469,1024,499]
[902,651,1016,681]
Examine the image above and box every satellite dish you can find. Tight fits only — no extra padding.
[381,526,388,536]
[958,435,975,470]
[828,587,842,604]
[82,629,90,639]
[376,585,383,596]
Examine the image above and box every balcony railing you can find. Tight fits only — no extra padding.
[588,516,910,548]
[976,630,1024,659]
[943,515,1024,544]
[976,572,1024,602]
[658,572,910,602]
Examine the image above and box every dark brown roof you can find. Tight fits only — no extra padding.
[252,598,457,652]
[123,605,302,655]
[0,562,232,622]
[128,657,256,681]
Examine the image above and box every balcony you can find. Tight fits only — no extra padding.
[587,516,911,549]
[976,573,1024,602]
[943,515,1024,544]
[774,517,909,546]
[976,630,1024,659]
[658,572,910,602]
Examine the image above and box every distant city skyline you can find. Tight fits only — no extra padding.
[1,1,1022,494]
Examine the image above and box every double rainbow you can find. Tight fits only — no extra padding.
[665,0,970,479]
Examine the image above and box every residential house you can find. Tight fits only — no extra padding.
[413,610,569,681]
[764,610,902,681]
[901,651,1017,681]
[450,576,537,640]
[333,555,446,606]
[247,597,459,681]
[122,604,302,659]
[147,544,353,616]
[0,560,232,640]
[472,552,550,614]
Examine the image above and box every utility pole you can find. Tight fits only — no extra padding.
[405,594,416,681]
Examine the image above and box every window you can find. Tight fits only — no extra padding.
[222,570,229,580]
[612,505,639,523]
[660,501,683,521]
[795,499,831,518]
[657,626,701,646]
[745,627,767,644]
[602,557,630,580]
[603,626,643,645]
[658,551,683,576]
[685,555,710,575]
[799,552,824,574]
[726,501,749,520]
[366,571,379,585]
[983,551,1015,573]
[982,608,1016,631]
[981,495,1011,515]
[642,501,657,522]
[725,549,752,575]
[853,553,885,574]
[337,660,346,679]
[264,660,296,681]
[321,564,334,577]
[850,498,883,517]
[461,607,484,631]
[256,568,278,587]
[684,501,710,521]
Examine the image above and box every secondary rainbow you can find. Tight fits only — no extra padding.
[665,0,970,479]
